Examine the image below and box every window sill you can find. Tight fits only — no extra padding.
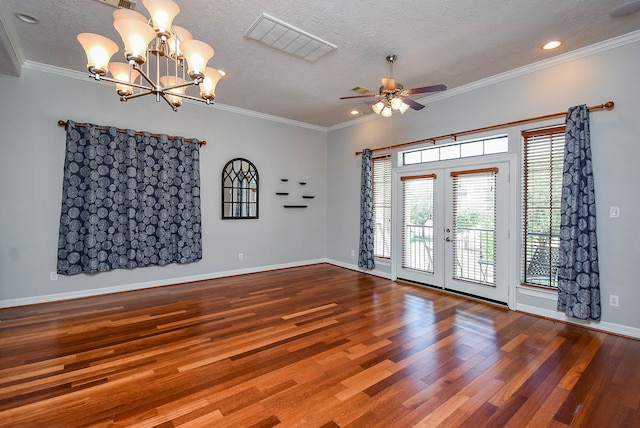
[374,257,391,267]
[517,284,558,301]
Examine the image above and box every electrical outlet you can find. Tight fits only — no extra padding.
[50,272,58,281]
[609,206,620,218]
[609,295,619,307]
[351,249,355,257]
[238,252,243,260]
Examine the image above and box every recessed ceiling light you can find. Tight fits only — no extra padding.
[542,40,562,50]
[610,1,640,18]
[15,13,38,24]
[350,110,360,115]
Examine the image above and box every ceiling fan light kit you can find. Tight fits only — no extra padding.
[77,0,224,111]
[340,54,446,118]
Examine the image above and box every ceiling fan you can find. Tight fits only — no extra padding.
[340,54,446,117]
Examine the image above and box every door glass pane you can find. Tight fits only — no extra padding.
[451,170,496,285]
[402,176,435,273]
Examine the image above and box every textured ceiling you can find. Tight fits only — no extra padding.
[1,0,639,127]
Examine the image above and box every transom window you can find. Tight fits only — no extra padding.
[403,135,508,166]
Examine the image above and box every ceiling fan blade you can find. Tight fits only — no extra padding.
[340,94,378,100]
[402,98,425,110]
[404,84,447,95]
[381,77,396,91]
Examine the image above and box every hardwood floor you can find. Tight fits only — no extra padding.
[1,264,638,427]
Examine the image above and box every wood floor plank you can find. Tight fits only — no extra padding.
[1,263,639,427]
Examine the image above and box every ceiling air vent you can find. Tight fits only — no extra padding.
[244,13,336,62]
[93,0,136,9]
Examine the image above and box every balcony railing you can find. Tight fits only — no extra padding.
[402,224,434,273]
[453,227,495,284]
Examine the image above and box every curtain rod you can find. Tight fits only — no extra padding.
[355,101,614,156]
[57,120,206,146]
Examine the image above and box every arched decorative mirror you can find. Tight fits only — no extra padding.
[222,158,259,219]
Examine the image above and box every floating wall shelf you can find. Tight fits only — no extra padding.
[278,177,312,208]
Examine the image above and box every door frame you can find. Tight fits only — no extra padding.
[391,153,518,310]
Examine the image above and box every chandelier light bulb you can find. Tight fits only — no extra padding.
[114,18,157,64]
[108,62,140,96]
[399,102,410,114]
[142,0,180,37]
[180,39,214,80]
[381,106,393,117]
[200,67,223,100]
[159,75,187,107]
[169,25,192,58]
[112,8,148,23]
[77,33,119,75]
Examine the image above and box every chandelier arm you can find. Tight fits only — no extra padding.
[158,93,179,112]
[178,93,213,104]
[92,75,154,92]
[133,64,158,90]
[121,89,155,101]
[160,80,199,92]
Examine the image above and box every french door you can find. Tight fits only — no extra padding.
[395,160,511,303]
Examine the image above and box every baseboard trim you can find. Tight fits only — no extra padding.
[0,259,326,309]
[516,303,640,340]
[325,259,392,280]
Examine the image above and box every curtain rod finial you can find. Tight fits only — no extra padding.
[604,101,614,110]
[58,120,68,129]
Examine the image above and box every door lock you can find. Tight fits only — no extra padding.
[446,237,452,242]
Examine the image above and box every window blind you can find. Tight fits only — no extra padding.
[373,156,391,258]
[451,168,497,284]
[521,126,565,287]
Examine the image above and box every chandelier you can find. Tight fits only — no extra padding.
[77,0,224,111]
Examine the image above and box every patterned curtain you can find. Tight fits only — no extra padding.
[358,149,375,269]
[557,105,601,320]
[57,120,202,275]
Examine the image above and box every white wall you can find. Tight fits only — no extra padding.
[0,66,327,305]
[326,35,640,336]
